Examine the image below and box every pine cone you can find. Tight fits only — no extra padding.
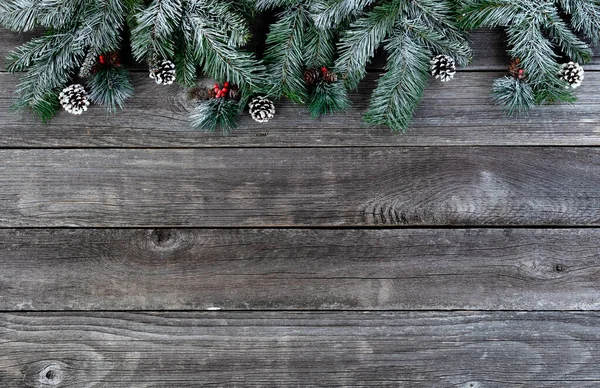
[508,58,525,80]
[58,84,90,115]
[559,62,584,89]
[304,68,322,85]
[430,54,456,82]
[322,70,338,83]
[150,60,176,85]
[207,88,217,99]
[249,96,275,123]
[79,50,98,78]
[227,85,240,101]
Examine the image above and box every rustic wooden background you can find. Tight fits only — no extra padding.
[1,28,600,387]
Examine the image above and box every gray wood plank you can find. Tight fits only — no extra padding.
[1,71,600,147]
[1,228,600,311]
[1,147,600,227]
[1,311,600,387]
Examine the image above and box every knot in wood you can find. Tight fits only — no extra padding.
[151,229,174,247]
[555,264,566,272]
[39,364,64,385]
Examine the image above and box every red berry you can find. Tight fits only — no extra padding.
[214,84,219,89]
[321,67,327,73]
[99,55,106,65]
[222,88,228,93]
[224,82,230,87]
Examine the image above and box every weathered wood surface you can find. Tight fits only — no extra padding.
[1,228,599,311]
[1,72,600,147]
[2,24,600,387]
[2,147,600,227]
[2,311,600,387]
[1,29,600,147]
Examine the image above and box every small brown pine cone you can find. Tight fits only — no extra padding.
[508,58,525,80]
[322,70,338,83]
[227,85,240,101]
[304,68,322,85]
[106,52,120,65]
[207,88,217,99]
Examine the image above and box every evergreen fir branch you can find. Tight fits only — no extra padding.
[506,22,558,86]
[8,30,85,120]
[181,2,264,91]
[254,0,299,11]
[78,0,127,52]
[173,36,198,87]
[199,0,251,46]
[543,7,592,64]
[404,0,471,66]
[87,66,134,113]
[189,98,242,133]
[130,0,182,62]
[404,20,471,67]
[532,75,576,104]
[491,76,535,115]
[364,31,430,132]
[37,0,83,29]
[263,4,309,102]
[310,0,375,30]
[559,0,600,45]
[12,89,59,123]
[308,81,349,117]
[458,0,521,30]
[335,1,401,89]
[303,24,336,67]
[0,0,44,31]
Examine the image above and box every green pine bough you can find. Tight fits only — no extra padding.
[459,0,600,115]
[1,0,598,133]
[256,0,350,117]
[330,0,472,131]
[0,0,265,133]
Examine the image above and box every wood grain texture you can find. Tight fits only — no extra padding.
[1,228,600,311]
[1,34,600,147]
[2,72,600,147]
[2,311,600,387]
[2,147,600,227]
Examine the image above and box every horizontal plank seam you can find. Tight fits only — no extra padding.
[3,309,600,313]
[3,144,600,150]
[3,225,600,230]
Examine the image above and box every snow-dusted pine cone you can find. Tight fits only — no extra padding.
[150,60,176,85]
[58,84,90,115]
[559,62,584,89]
[249,96,275,123]
[430,54,456,82]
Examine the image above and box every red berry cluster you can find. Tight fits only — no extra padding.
[321,67,328,74]
[98,52,120,66]
[516,69,525,79]
[213,82,230,99]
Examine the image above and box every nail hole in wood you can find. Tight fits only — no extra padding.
[555,264,565,272]
[46,370,55,380]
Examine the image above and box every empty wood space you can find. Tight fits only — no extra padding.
[1,28,600,386]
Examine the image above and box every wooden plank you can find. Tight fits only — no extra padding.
[1,71,600,147]
[2,311,600,387]
[1,228,600,311]
[1,147,600,227]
